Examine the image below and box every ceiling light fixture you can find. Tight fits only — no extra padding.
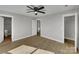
[27,5,46,15]
[35,11,37,13]
[35,12,38,15]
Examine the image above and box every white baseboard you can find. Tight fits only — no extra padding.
[12,35,33,42]
[41,35,64,43]
[64,37,75,41]
[12,34,64,44]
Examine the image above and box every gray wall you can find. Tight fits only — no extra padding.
[40,9,77,43]
[0,10,34,42]
[40,14,64,43]
[4,17,11,35]
[64,16,75,41]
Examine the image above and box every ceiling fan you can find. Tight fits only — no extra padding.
[26,5,46,15]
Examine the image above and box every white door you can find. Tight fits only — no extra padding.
[0,17,4,43]
[32,20,37,35]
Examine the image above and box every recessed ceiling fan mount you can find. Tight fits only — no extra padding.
[26,5,46,15]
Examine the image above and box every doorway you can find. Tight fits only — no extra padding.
[63,13,77,52]
[32,19,41,36]
[37,20,41,36]
[64,15,75,47]
[3,16,12,43]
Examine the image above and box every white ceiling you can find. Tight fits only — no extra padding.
[0,5,78,17]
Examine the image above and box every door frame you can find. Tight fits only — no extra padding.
[32,19,41,36]
[37,19,41,36]
[63,13,78,52]
[32,20,37,36]
[0,14,13,42]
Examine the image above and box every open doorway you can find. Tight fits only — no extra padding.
[37,20,41,36]
[3,16,12,43]
[64,15,75,48]
[32,19,41,36]
[63,13,78,52]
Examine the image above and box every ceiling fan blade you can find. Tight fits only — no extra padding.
[26,11,34,13]
[40,9,46,11]
[38,11,45,14]
[30,5,35,7]
[27,6,34,10]
[38,6,44,10]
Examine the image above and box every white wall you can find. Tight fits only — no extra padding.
[40,9,77,43]
[12,15,33,41]
[40,14,64,43]
[0,10,34,42]
[64,16,75,41]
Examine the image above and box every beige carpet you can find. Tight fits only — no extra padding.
[8,45,54,54]
[8,45,37,54]
[33,49,54,54]
[2,53,7,54]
